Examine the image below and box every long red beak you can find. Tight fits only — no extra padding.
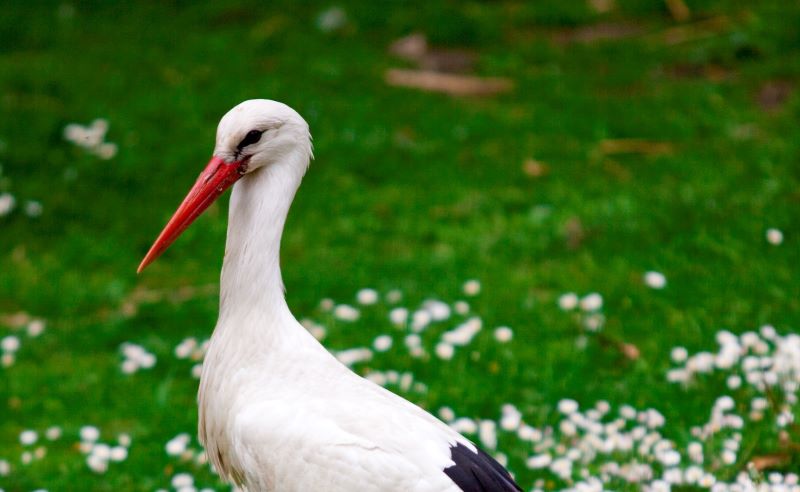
[137,156,247,273]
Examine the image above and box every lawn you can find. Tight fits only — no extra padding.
[1,1,799,491]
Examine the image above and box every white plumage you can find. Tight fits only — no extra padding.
[140,100,521,492]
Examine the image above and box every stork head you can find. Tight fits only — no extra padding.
[137,99,311,273]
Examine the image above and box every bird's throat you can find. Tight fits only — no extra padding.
[217,153,308,334]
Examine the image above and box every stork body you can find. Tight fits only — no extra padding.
[140,100,521,492]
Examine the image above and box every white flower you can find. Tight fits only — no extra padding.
[726,374,742,389]
[389,307,408,326]
[494,326,513,343]
[19,430,37,446]
[450,417,477,434]
[559,420,577,436]
[404,334,421,349]
[0,193,15,217]
[766,228,784,245]
[699,473,716,488]
[333,304,360,321]
[372,335,392,352]
[366,371,387,386]
[92,443,111,460]
[643,271,667,289]
[759,324,777,339]
[478,420,497,449]
[138,352,156,369]
[583,313,604,332]
[121,358,138,374]
[91,118,109,134]
[411,310,431,331]
[549,457,573,480]
[558,292,579,311]
[1,335,20,352]
[645,409,666,428]
[316,6,347,33]
[670,346,688,363]
[0,459,9,476]
[118,433,132,447]
[171,472,194,488]
[688,352,715,373]
[80,426,100,442]
[438,407,455,422]
[442,317,482,346]
[399,373,414,392]
[453,300,470,315]
[109,446,127,462]
[174,338,197,359]
[517,425,541,442]
[95,142,117,160]
[435,342,454,360]
[64,123,84,142]
[558,399,579,415]
[335,348,372,366]
[26,319,45,337]
[500,404,522,431]
[716,396,735,411]
[721,449,736,464]
[660,449,681,466]
[24,200,43,217]
[666,368,689,383]
[688,441,703,463]
[580,292,603,311]
[422,299,451,321]
[356,288,379,305]
[86,454,107,473]
[463,279,481,296]
[526,453,552,469]
[319,298,334,311]
[620,405,637,419]
[685,465,703,484]
[385,289,403,304]
[166,434,188,456]
[45,426,62,441]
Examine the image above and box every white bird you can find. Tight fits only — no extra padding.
[138,99,522,492]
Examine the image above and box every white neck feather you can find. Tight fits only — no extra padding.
[216,146,310,344]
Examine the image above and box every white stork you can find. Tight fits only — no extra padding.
[138,99,522,492]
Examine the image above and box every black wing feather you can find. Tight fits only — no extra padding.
[443,443,523,492]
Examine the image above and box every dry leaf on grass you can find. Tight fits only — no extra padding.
[552,22,645,45]
[120,284,218,317]
[664,0,691,22]
[389,33,476,73]
[597,139,674,156]
[522,159,549,178]
[563,217,585,250]
[0,311,31,328]
[588,0,616,14]
[757,81,793,112]
[750,453,791,471]
[385,69,513,96]
[651,16,729,46]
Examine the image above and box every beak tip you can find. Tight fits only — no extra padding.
[137,254,153,274]
[137,155,240,277]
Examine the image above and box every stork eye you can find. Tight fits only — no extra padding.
[237,130,263,150]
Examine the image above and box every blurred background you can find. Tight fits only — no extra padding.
[1,1,799,490]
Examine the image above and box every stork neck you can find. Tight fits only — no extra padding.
[218,151,308,325]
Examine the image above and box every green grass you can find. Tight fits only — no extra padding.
[1,1,799,490]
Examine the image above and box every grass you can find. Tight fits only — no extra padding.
[1,1,799,490]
